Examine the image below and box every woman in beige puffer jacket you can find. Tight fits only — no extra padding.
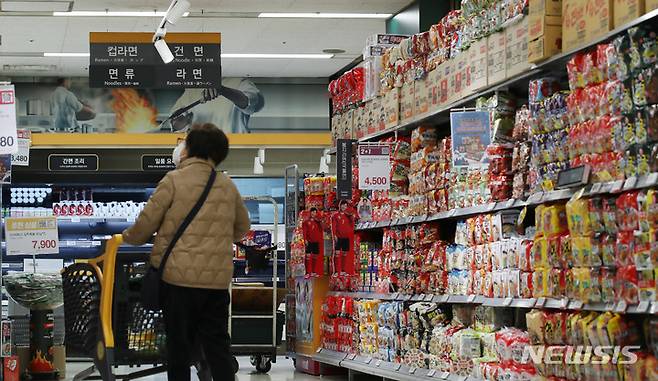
[123,123,250,381]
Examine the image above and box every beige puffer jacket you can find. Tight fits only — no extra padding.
[122,157,251,290]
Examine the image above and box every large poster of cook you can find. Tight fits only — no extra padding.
[14,77,264,134]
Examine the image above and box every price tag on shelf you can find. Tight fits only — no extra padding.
[624,176,638,190]
[486,202,497,211]
[591,183,603,194]
[365,357,372,364]
[440,371,451,379]
[447,209,457,217]
[535,297,546,308]
[615,301,628,313]
[408,367,417,374]
[467,295,477,303]
[375,360,382,367]
[527,192,543,205]
[647,173,658,185]
[358,145,390,191]
[71,216,81,223]
[427,369,437,378]
[560,298,569,310]
[0,84,18,155]
[570,300,584,310]
[394,363,402,371]
[5,216,59,256]
[637,301,650,313]
[505,199,516,208]
[391,292,400,300]
[348,354,357,361]
[316,348,322,353]
[610,180,624,193]
[503,297,513,306]
[651,303,658,315]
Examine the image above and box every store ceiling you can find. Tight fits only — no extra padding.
[0,0,413,78]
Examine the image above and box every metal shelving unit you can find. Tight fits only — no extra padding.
[328,8,658,151]
[355,173,658,231]
[313,349,481,381]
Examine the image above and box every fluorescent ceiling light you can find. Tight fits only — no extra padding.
[43,52,333,59]
[43,52,89,57]
[52,10,189,17]
[223,53,333,59]
[258,12,392,19]
[2,1,71,12]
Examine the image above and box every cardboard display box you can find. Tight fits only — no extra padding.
[438,61,451,107]
[426,68,442,109]
[563,0,612,51]
[506,17,531,77]
[341,109,354,140]
[585,0,613,42]
[649,0,658,11]
[353,104,366,139]
[529,24,563,62]
[467,38,488,92]
[614,0,645,27]
[488,31,507,85]
[453,52,469,101]
[373,96,386,133]
[400,82,416,123]
[530,0,563,15]
[383,88,400,129]
[414,77,430,116]
[528,14,563,41]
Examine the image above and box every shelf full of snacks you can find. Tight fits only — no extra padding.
[329,6,658,148]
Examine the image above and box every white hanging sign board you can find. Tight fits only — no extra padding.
[5,217,60,255]
[11,129,31,167]
[358,144,390,191]
[0,85,18,154]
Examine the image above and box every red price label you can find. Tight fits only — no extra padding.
[32,239,57,250]
[364,176,388,186]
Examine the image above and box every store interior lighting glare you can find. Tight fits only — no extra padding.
[53,10,190,17]
[253,148,265,175]
[258,12,392,19]
[152,0,191,64]
[319,149,331,173]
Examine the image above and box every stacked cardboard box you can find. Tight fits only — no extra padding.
[614,0,645,27]
[562,0,613,51]
[506,16,531,76]
[528,0,563,62]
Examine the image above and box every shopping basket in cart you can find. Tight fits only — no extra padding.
[61,235,211,381]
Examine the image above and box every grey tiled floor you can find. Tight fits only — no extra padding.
[65,357,347,381]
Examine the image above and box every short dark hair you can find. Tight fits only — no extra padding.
[186,123,229,165]
[310,208,318,212]
[56,78,67,86]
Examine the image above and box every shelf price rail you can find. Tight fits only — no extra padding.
[313,349,482,381]
[356,173,658,231]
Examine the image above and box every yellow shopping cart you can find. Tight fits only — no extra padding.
[61,235,210,381]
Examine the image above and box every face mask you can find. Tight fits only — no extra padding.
[172,142,186,167]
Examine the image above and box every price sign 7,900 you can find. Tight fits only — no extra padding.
[358,144,390,191]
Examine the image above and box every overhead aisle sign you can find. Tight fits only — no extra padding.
[0,84,18,154]
[89,32,221,89]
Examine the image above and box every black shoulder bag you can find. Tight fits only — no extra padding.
[141,169,217,311]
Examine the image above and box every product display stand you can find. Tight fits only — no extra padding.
[315,6,658,381]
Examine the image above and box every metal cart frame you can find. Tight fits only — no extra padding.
[61,196,281,380]
[229,196,280,373]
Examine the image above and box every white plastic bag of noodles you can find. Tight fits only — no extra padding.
[4,273,63,311]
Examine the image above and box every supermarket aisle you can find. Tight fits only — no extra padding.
[65,357,346,381]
